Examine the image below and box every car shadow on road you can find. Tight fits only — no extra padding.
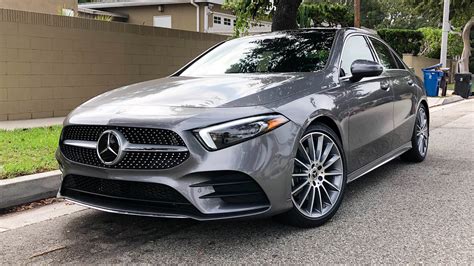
[58,159,407,262]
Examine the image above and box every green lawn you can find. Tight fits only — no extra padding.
[0,126,62,179]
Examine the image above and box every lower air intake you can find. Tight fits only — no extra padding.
[190,171,270,206]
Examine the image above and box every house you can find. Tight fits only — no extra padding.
[78,0,271,35]
[0,0,78,16]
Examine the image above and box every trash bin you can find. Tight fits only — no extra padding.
[439,68,450,96]
[422,64,444,97]
[454,73,473,99]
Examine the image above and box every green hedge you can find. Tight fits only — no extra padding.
[377,29,423,56]
[378,28,464,59]
[418,27,463,59]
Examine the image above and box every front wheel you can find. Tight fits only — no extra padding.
[401,104,429,162]
[277,124,347,228]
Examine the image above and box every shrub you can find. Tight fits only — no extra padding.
[418,27,463,59]
[377,29,423,56]
[378,28,464,59]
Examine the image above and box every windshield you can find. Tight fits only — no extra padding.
[180,30,336,76]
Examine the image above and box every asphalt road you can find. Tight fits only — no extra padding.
[1,100,473,264]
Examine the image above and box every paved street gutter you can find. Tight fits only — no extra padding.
[0,201,86,233]
[0,171,62,209]
[427,95,464,108]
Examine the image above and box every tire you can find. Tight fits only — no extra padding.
[276,124,347,228]
[401,104,429,162]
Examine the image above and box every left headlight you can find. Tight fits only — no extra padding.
[194,114,289,151]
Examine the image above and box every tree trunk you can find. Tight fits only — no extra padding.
[459,18,473,73]
[354,0,361,28]
[271,0,302,31]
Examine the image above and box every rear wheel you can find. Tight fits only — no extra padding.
[401,104,429,162]
[277,124,347,228]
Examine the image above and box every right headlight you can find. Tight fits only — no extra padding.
[194,114,289,151]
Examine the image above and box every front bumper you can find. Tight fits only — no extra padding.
[56,122,300,221]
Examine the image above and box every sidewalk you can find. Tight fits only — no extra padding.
[0,117,64,130]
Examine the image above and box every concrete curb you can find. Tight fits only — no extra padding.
[428,95,465,108]
[0,170,62,209]
[440,95,464,105]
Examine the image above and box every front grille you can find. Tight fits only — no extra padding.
[61,145,189,169]
[60,125,189,169]
[190,171,270,206]
[62,125,185,146]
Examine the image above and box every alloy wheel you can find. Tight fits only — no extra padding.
[416,107,429,157]
[291,132,344,218]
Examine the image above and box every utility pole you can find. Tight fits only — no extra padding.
[354,0,361,28]
[440,0,450,67]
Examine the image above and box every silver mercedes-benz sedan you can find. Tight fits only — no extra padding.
[56,28,429,227]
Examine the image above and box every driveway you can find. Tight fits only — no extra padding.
[1,100,473,264]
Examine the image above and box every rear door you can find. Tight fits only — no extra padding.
[340,35,394,173]
[369,38,417,150]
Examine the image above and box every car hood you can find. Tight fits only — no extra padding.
[66,73,324,127]
[79,74,306,109]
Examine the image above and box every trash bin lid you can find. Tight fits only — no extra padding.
[422,63,443,71]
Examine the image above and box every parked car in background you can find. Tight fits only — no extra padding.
[56,28,429,227]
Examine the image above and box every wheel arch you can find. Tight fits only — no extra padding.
[308,115,343,145]
[419,99,429,123]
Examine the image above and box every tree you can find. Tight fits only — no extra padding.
[272,0,303,31]
[372,0,436,29]
[297,2,353,28]
[307,0,398,29]
[224,0,274,36]
[224,0,305,35]
[404,0,473,27]
[405,0,474,71]
[459,18,473,73]
[225,0,433,36]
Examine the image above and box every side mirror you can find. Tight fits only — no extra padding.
[350,60,383,82]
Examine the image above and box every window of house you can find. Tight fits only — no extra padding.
[233,19,236,25]
[61,8,75,17]
[370,38,398,70]
[224,18,231,26]
[340,35,375,77]
[153,15,172,28]
[213,16,221,24]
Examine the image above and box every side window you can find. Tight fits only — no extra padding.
[371,39,398,69]
[391,51,406,70]
[340,36,375,77]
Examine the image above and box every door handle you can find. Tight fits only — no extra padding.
[380,82,390,91]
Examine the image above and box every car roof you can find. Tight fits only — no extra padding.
[242,27,377,40]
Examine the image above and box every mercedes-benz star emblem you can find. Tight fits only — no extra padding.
[96,130,125,166]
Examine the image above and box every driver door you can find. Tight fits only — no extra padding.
[340,35,394,173]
